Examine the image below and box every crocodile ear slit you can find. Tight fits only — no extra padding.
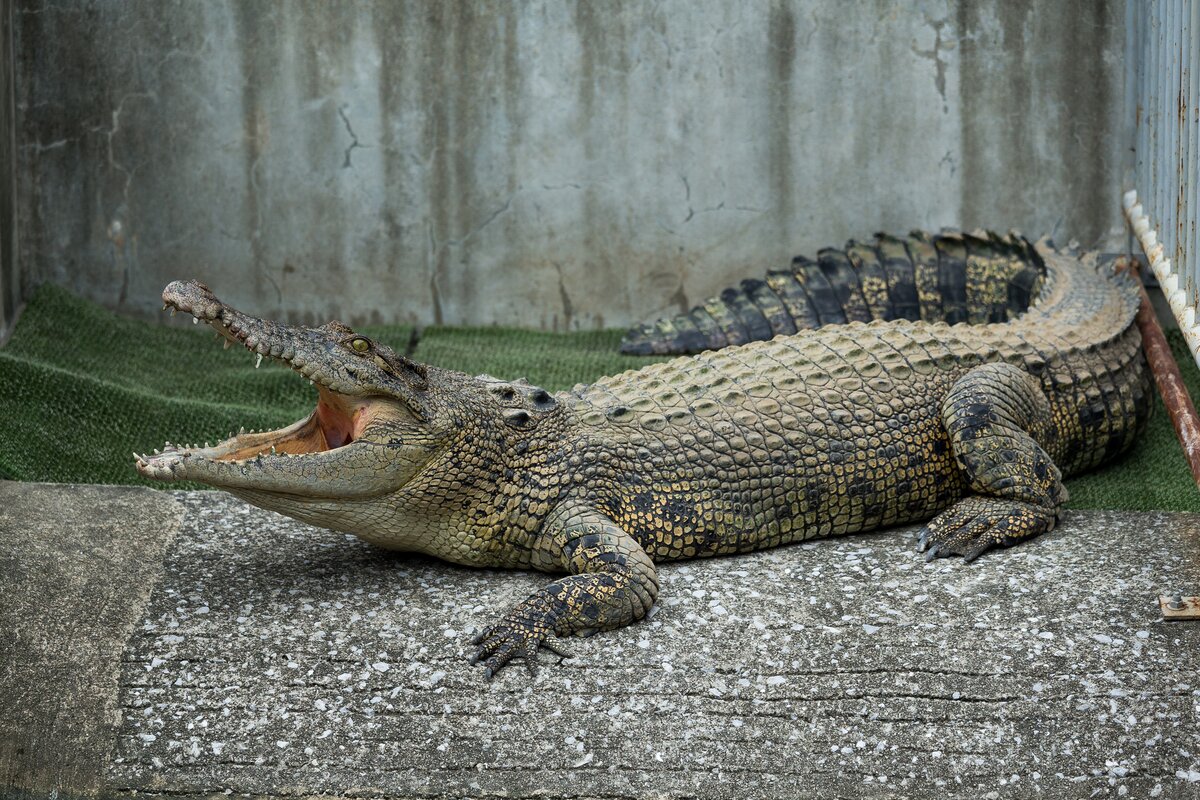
[406,359,429,386]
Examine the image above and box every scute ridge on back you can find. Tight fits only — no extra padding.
[620,229,1048,355]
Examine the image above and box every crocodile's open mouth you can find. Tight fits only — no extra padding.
[134,294,383,480]
[137,385,372,467]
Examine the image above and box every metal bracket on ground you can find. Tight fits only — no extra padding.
[1159,594,1200,621]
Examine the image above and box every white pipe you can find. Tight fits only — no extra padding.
[1124,189,1200,367]
[1154,258,1172,282]
[1170,288,1189,317]
[1149,243,1165,266]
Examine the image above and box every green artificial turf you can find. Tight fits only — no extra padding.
[0,283,1196,510]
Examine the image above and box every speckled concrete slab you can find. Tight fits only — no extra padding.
[5,485,1200,799]
[0,482,183,799]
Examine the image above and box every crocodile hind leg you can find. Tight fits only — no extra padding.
[920,362,1068,562]
[469,502,659,678]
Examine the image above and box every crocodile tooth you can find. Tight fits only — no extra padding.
[170,308,176,316]
[238,426,246,435]
[309,379,315,386]
[224,340,233,350]
[255,353,263,369]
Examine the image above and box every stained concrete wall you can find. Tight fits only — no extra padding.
[15,1,1129,331]
[0,0,16,342]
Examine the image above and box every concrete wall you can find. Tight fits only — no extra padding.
[0,0,16,341]
[15,1,1129,330]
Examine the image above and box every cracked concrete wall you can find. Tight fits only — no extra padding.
[15,1,1129,331]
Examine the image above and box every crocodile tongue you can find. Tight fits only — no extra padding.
[316,389,361,449]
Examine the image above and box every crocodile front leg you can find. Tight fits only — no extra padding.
[469,501,659,678]
[920,362,1068,562]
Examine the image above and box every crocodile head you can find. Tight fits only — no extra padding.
[135,280,447,501]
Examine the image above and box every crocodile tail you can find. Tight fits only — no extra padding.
[926,229,1046,325]
[620,229,1047,355]
[618,276,797,356]
[618,256,870,356]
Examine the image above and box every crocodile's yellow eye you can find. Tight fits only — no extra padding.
[350,338,370,353]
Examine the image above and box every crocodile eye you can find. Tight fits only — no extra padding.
[350,338,370,353]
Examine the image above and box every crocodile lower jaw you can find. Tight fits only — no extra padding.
[137,402,338,479]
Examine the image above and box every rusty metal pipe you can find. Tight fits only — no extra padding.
[1124,257,1200,489]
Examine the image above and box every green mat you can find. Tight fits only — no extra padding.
[1,283,1197,511]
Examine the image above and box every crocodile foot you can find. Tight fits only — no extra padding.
[469,616,574,679]
[917,496,1059,563]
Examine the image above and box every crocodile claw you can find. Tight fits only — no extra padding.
[469,621,573,679]
[916,527,933,553]
[918,495,1058,563]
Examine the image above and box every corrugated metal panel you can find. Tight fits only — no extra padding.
[1125,0,1200,362]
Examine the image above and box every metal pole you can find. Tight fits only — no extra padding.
[1130,258,1200,489]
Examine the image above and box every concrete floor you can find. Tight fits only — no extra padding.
[2,481,1200,799]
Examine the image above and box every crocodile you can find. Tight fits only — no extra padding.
[134,232,1151,677]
